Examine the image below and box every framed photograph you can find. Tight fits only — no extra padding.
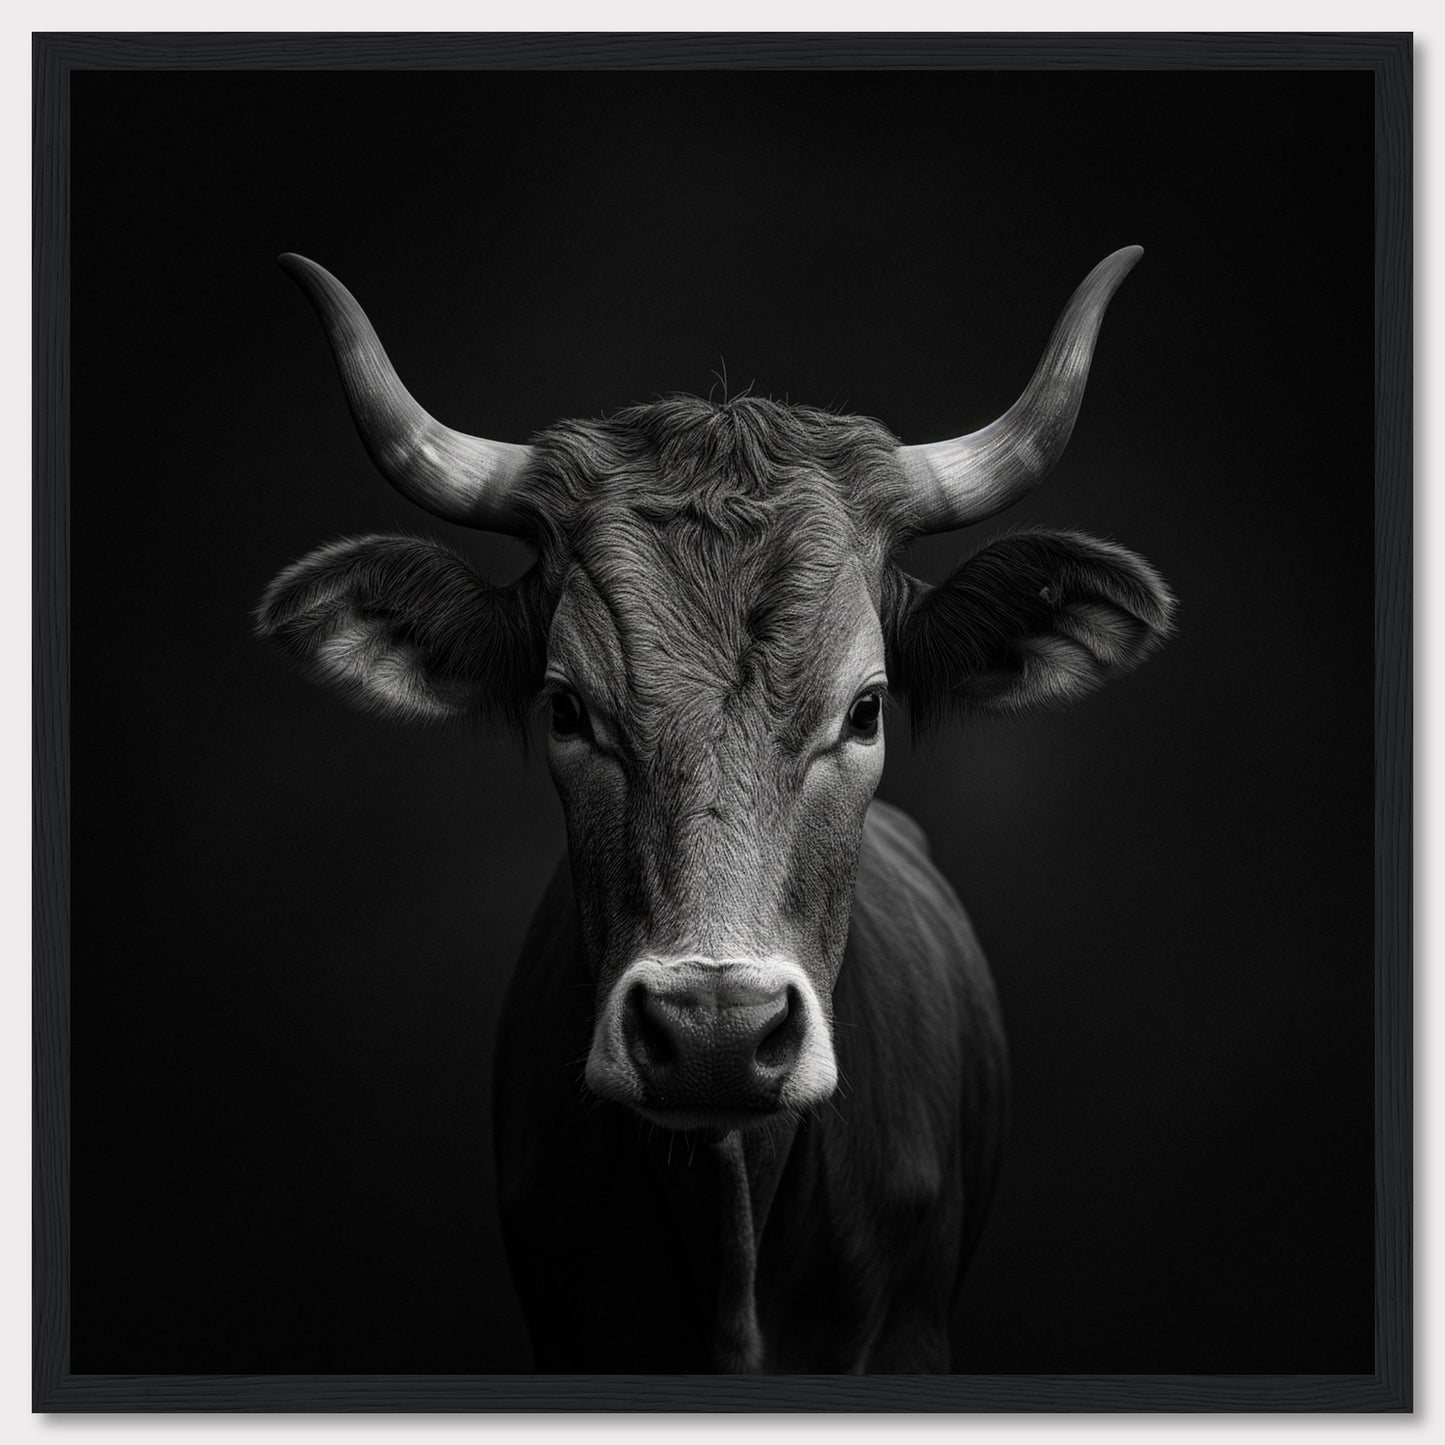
[33,32,1410,1411]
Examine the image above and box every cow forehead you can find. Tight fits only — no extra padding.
[527,395,904,563]
[548,515,884,753]
[531,396,898,743]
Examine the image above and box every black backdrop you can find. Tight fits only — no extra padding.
[70,69,1374,1374]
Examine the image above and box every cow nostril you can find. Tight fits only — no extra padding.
[754,987,803,1072]
[627,986,677,1071]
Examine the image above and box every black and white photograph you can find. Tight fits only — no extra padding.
[34,31,1409,1412]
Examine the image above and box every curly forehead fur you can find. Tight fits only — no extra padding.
[514,396,908,736]
[524,394,907,565]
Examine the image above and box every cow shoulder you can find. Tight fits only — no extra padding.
[838,798,1008,1233]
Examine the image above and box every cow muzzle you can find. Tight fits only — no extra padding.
[585,957,838,1130]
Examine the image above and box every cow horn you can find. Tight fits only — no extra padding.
[278,254,533,533]
[899,246,1143,534]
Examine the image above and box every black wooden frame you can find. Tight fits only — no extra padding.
[32,30,1412,1413]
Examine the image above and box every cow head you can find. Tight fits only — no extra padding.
[259,249,1174,1132]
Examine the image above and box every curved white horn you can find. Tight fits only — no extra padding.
[900,246,1143,534]
[279,254,533,533]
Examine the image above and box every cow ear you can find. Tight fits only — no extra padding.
[256,534,543,725]
[890,529,1176,720]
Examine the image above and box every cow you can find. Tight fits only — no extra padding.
[257,247,1174,1373]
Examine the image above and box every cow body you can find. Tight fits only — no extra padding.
[258,247,1172,1374]
[495,799,1006,1372]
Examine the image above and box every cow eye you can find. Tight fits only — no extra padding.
[550,688,588,739]
[847,691,882,739]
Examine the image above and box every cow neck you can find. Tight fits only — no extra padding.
[641,1116,797,1371]
[709,1130,761,1370]
[708,1120,796,1372]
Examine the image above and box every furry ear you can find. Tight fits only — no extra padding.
[889,529,1176,721]
[256,534,544,725]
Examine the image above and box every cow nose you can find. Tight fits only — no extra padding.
[623,971,804,1112]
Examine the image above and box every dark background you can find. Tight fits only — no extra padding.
[70,70,1374,1373]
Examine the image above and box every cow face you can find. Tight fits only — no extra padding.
[526,404,904,1126]
[258,250,1175,1132]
